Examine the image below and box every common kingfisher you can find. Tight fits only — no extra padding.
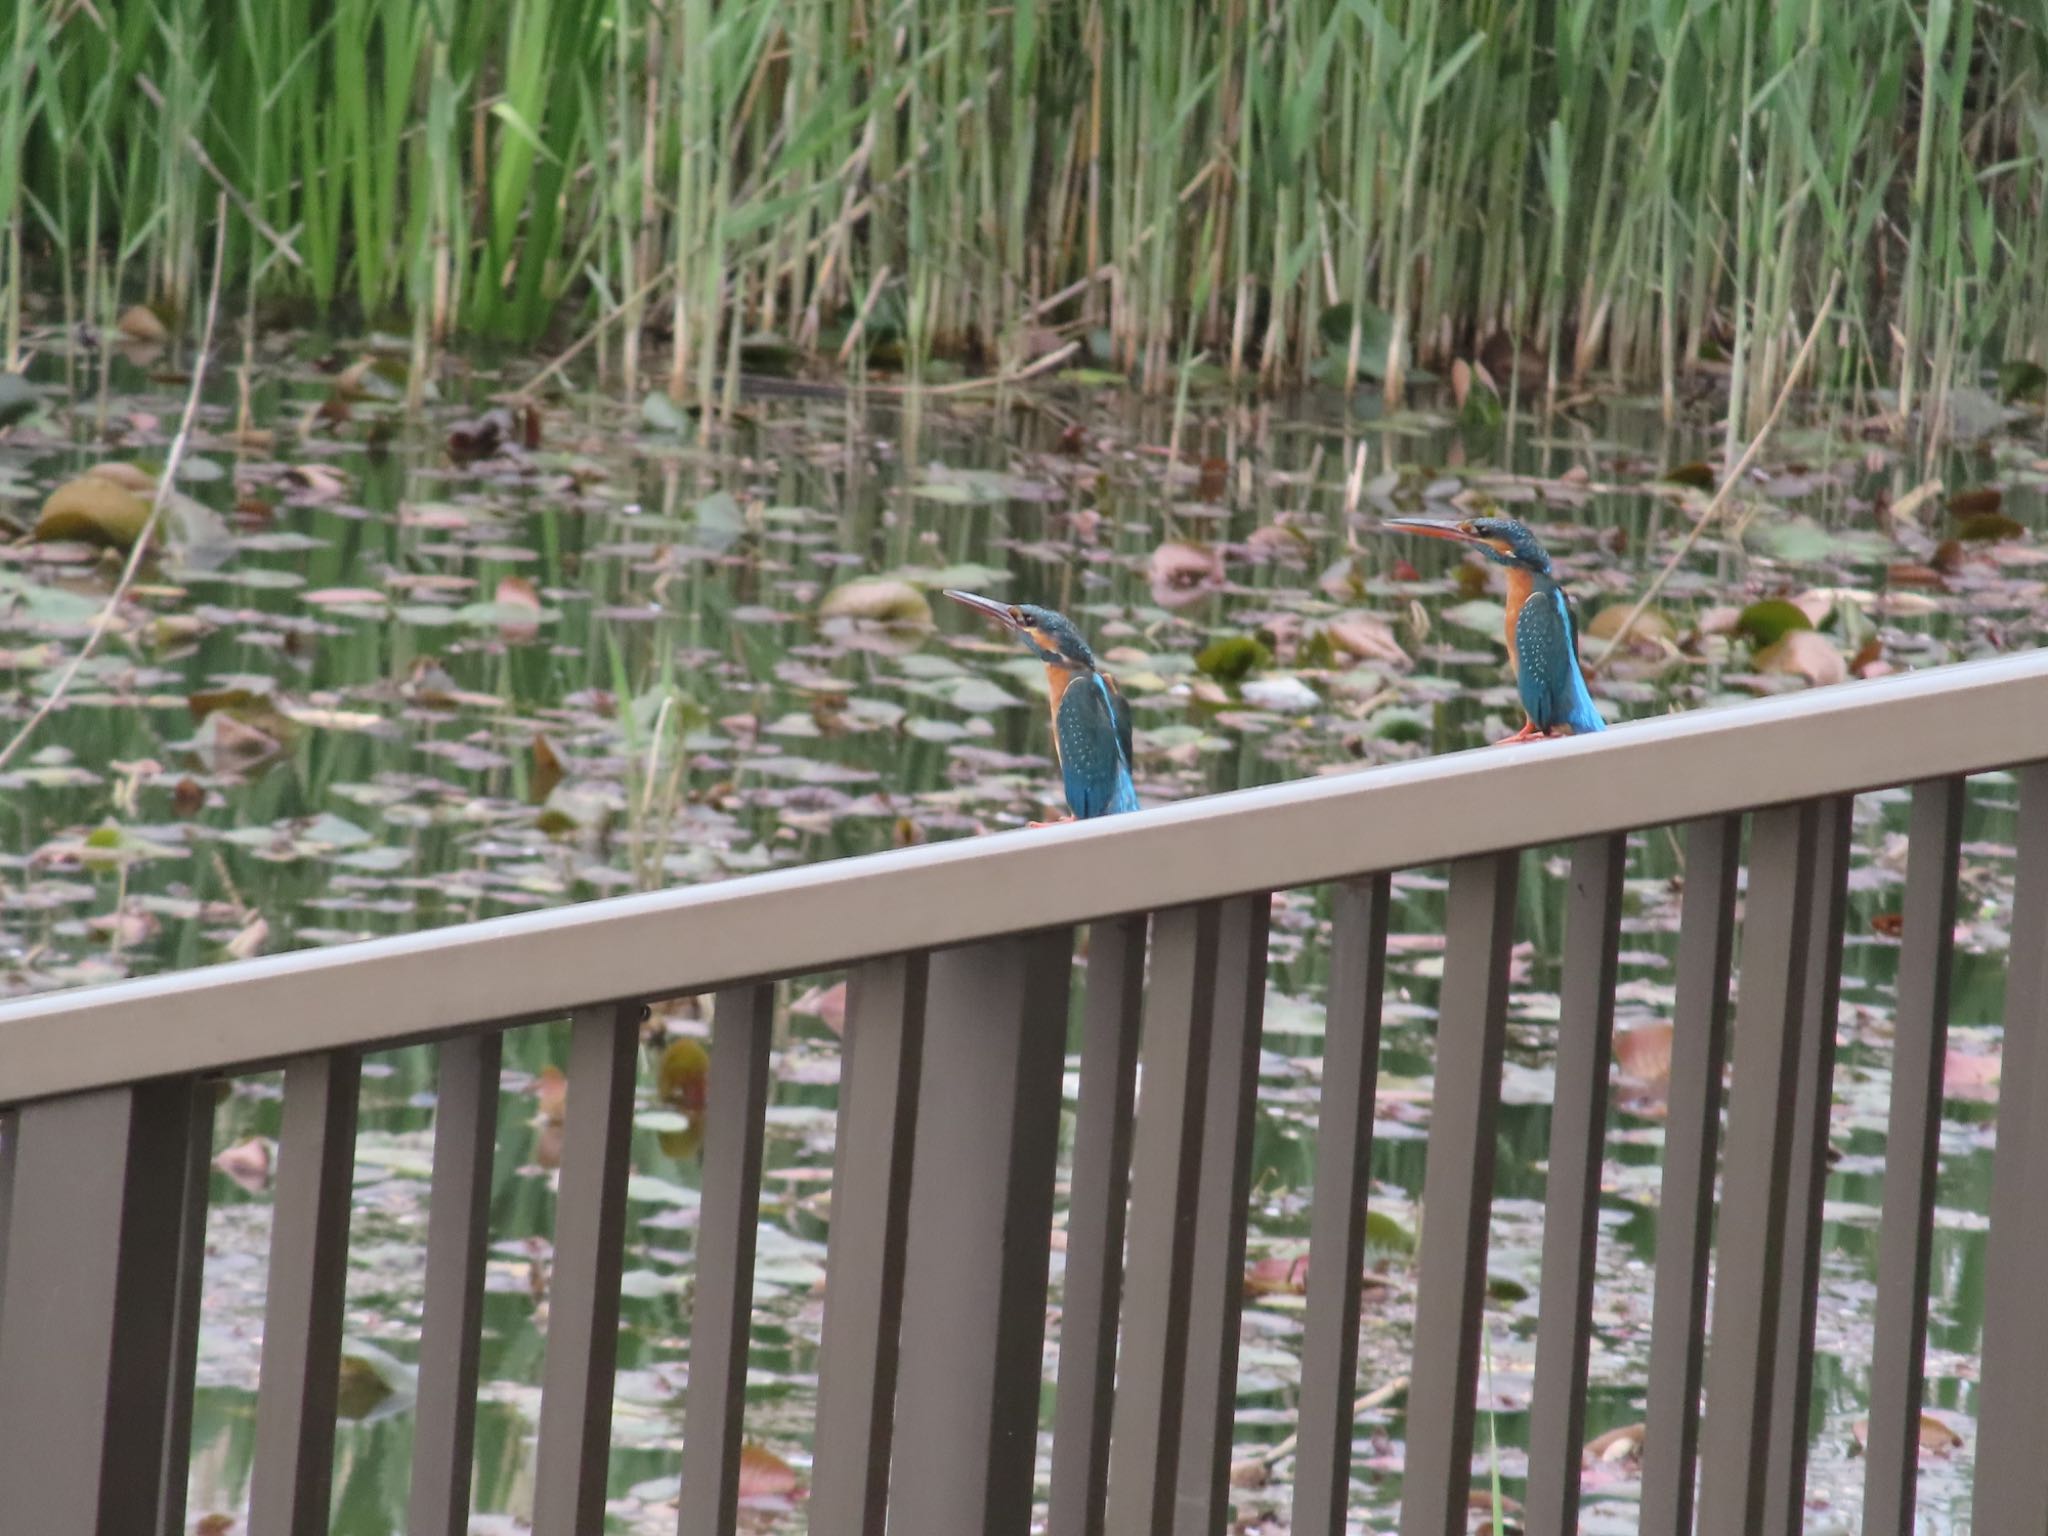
[1383,516,1606,742]
[942,591,1141,821]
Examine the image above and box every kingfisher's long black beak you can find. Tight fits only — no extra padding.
[1380,516,1486,549]
[942,589,1025,632]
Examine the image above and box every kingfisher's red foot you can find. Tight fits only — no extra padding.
[1028,814,1077,828]
[1495,721,1547,745]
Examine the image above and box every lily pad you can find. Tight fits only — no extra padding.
[1733,599,1813,647]
[818,579,933,626]
[1195,634,1273,683]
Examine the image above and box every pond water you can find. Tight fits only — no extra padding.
[3,339,2045,1532]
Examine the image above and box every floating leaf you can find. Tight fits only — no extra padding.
[1943,1048,2000,1101]
[335,1341,416,1422]
[1947,486,2004,517]
[532,734,566,803]
[1732,599,1813,647]
[1952,511,2024,543]
[1586,1423,1646,1463]
[658,1037,710,1113]
[792,980,848,1035]
[1754,629,1847,687]
[36,472,153,549]
[1149,541,1225,608]
[737,1444,800,1501]
[214,1136,273,1193]
[1442,598,1508,639]
[909,467,1055,504]
[117,304,169,343]
[1195,634,1272,683]
[1586,604,1675,646]
[1663,461,1716,490]
[1614,1022,1673,1092]
[818,578,933,626]
[1323,612,1411,669]
[1365,1208,1416,1256]
[693,490,747,552]
[1243,1254,1310,1297]
[640,390,691,435]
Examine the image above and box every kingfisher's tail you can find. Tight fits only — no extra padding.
[1564,666,1606,733]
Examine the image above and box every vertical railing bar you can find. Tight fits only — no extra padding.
[1696,801,1822,1536]
[0,1108,15,1318]
[809,954,930,1536]
[0,1081,198,1531]
[1397,850,1521,1536]
[530,1004,642,1536]
[891,929,1079,1534]
[1290,875,1392,1536]
[1049,914,1150,1536]
[408,1029,506,1536]
[1861,777,1965,1536]
[1524,833,1627,1536]
[156,1078,218,1536]
[249,1050,364,1536]
[1173,893,1274,1535]
[1762,795,1853,1536]
[1105,902,1223,1535]
[1639,814,1742,1536]
[678,985,776,1536]
[1972,761,2048,1536]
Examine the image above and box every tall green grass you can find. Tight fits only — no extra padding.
[3,0,2043,422]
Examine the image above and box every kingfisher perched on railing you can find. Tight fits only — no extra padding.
[1383,516,1606,742]
[943,591,1140,822]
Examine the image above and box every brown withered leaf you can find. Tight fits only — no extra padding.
[1754,629,1847,687]
[214,1136,273,1193]
[737,1444,801,1501]
[531,733,566,803]
[1148,541,1225,609]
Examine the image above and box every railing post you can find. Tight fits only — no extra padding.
[1291,876,1392,1536]
[1973,762,2048,1535]
[0,1079,207,1534]
[157,1079,218,1536]
[409,1030,505,1536]
[1862,778,1964,1535]
[250,1050,364,1536]
[1398,850,1521,1536]
[1174,893,1273,1535]
[1763,795,1852,1536]
[531,1004,642,1536]
[890,928,1078,1533]
[1050,914,1150,1536]
[1106,902,1224,1534]
[678,985,775,1536]
[1696,802,1822,1536]
[1640,815,1741,1536]
[811,954,930,1536]
[1525,834,1626,1536]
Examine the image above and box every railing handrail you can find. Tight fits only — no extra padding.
[4,647,2047,1103]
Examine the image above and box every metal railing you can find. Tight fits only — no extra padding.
[4,649,2048,1535]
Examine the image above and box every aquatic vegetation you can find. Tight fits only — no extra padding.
[1,0,2043,429]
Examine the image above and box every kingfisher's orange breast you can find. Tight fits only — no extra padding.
[1045,663,1074,760]
[1504,567,1533,659]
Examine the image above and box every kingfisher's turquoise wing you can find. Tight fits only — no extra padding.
[1514,585,1605,733]
[1104,670,1134,770]
[1056,672,1141,817]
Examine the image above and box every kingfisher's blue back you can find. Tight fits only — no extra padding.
[1053,670,1141,818]
[1513,572,1605,734]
